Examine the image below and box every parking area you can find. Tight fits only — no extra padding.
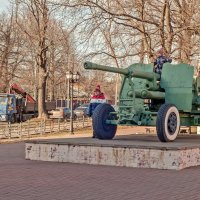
[1,129,200,200]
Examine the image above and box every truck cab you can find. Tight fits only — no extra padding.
[0,94,17,123]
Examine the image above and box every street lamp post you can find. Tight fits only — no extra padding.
[67,78,70,107]
[66,71,80,134]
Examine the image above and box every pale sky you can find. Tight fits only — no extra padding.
[0,0,9,11]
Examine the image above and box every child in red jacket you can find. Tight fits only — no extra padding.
[90,85,106,103]
[87,85,106,138]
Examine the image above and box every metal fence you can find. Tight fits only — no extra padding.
[0,117,91,140]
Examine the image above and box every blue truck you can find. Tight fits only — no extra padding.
[0,93,37,123]
[0,83,57,123]
[0,83,38,123]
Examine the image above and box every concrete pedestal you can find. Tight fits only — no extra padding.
[25,134,200,170]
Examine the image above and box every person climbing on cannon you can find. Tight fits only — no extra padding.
[154,47,172,75]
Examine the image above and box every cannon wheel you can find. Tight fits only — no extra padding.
[92,103,117,139]
[156,104,180,142]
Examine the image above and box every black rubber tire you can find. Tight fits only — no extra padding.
[92,103,117,140]
[9,114,16,124]
[73,114,77,121]
[156,104,180,142]
[19,113,24,122]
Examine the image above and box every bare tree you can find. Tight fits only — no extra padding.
[1,0,200,107]
[15,0,55,118]
[0,9,24,92]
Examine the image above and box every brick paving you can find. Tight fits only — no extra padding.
[0,141,200,200]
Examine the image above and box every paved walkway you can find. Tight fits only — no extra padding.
[1,129,200,200]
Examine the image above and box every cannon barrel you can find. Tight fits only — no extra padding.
[84,61,160,80]
[84,61,128,75]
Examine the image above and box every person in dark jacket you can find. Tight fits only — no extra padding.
[154,48,172,75]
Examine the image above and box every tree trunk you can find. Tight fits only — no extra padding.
[38,67,48,118]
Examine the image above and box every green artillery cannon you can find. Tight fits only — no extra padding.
[84,61,200,142]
